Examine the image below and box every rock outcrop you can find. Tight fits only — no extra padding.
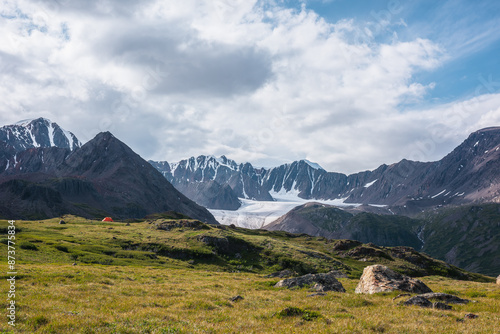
[355,265,433,294]
[417,292,470,304]
[274,272,346,292]
[401,293,468,310]
[403,296,432,308]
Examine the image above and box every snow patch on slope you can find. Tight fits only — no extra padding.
[364,179,378,188]
[431,189,446,199]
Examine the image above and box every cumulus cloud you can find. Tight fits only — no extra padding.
[0,0,498,174]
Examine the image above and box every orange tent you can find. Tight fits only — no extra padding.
[102,217,113,222]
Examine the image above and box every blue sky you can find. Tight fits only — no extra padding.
[308,0,500,104]
[1,0,500,173]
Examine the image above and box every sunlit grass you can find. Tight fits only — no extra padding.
[0,217,498,333]
[0,264,498,333]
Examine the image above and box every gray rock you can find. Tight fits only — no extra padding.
[157,220,210,231]
[265,269,297,278]
[355,265,433,294]
[401,293,468,310]
[392,293,411,301]
[403,296,432,308]
[274,271,346,292]
[328,270,348,279]
[59,220,66,224]
[433,302,452,310]
[464,313,478,319]
[229,295,243,302]
[417,292,470,304]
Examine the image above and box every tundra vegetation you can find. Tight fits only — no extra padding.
[0,216,498,333]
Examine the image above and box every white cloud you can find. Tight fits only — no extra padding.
[0,0,498,174]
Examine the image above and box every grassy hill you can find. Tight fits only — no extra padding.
[0,216,498,333]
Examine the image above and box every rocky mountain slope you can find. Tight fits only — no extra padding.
[266,202,500,276]
[419,203,500,277]
[266,203,423,249]
[0,122,217,223]
[151,127,500,213]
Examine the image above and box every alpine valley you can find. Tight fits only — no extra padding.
[0,118,499,276]
[149,127,500,276]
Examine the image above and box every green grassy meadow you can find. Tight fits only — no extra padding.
[0,217,499,333]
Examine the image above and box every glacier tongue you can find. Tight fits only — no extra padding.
[210,193,361,229]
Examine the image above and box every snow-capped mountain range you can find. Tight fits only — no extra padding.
[2,118,499,222]
[150,127,500,216]
[0,117,81,152]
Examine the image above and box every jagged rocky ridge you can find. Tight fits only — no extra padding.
[0,120,216,223]
[150,127,500,212]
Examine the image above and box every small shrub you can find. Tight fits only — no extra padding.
[55,245,69,252]
[302,310,322,321]
[275,307,322,321]
[29,315,49,330]
[20,241,38,251]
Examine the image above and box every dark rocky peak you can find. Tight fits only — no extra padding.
[440,127,500,165]
[61,131,146,177]
[217,155,239,170]
[0,129,218,223]
[298,159,324,170]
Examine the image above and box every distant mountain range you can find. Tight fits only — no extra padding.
[150,127,500,213]
[0,118,216,223]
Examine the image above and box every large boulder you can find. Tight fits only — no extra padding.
[274,271,346,292]
[497,275,500,285]
[355,264,433,294]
